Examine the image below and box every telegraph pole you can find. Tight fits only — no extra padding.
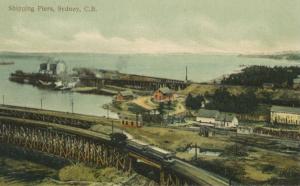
[107,105,110,119]
[195,143,198,159]
[40,98,43,109]
[235,125,238,156]
[71,98,74,113]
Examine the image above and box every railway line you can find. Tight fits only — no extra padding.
[0,104,117,129]
[0,104,228,185]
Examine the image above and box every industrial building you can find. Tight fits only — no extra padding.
[39,60,66,75]
[270,105,300,125]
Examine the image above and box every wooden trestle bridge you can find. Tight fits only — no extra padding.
[0,104,228,186]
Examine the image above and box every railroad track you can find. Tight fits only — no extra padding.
[0,104,117,129]
[0,115,228,186]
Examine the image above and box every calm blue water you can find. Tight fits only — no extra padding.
[0,53,298,117]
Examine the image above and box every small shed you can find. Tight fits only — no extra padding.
[119,113,143,128]
[115,90,135,102]
[263,83,274,89]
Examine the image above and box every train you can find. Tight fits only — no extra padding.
[126,138,175,164]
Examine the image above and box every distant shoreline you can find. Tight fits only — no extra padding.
[240,51,300,61]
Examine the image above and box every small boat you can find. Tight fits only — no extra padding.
[0,61,14,65]
[38,80,53,86]
[60,86,72,91]
[24,79,30,84]
[61,81,78,90]
[54,81,63,89]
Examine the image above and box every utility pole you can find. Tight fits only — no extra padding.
[71,98,74,113]
[40,98,43,109]
[195,143,198,159]
[235,125,238,156]
[107,105,110,119]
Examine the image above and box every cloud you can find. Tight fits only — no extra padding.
[0,26,218,53]
[1,0,300,53]
[1,25,300,54]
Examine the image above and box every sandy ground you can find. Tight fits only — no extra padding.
[132,96,157,110]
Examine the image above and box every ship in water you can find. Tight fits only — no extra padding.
[0,61,14,65]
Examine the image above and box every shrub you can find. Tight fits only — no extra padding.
[261,164,275,173]
[58,163,96,181]
[221,144,249,157]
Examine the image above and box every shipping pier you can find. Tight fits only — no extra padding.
[9,61,190,92]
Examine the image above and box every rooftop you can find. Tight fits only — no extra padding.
[158,87,173,95]
[119,113,143,121]
[215,113,236,122]
[263,83,274,87]
[120,90,134,97]
[293,78,300,84]
[195,109,219,118]
[271,105,300,114]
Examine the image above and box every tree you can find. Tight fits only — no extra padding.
[158,102,165,116]
[167,100,172,110]
[206,88,258,113]
[185,94,194,109]
[185,94,204,110]
[221,65,300,88]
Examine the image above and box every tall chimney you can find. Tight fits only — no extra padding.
[185,66,188,82]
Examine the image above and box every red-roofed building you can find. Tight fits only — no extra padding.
[153,87,174,102]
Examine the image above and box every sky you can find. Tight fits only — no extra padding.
[0,0,299,54]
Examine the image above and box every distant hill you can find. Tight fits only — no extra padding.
[240,51,300,61]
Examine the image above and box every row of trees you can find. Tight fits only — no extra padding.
[206,88,258,113]
[221,65,300,88]
[185,88,258,114]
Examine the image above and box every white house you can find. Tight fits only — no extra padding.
[194,109,238,128]
[215,112,239,128]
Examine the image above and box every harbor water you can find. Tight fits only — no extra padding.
[0,53,298,117]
